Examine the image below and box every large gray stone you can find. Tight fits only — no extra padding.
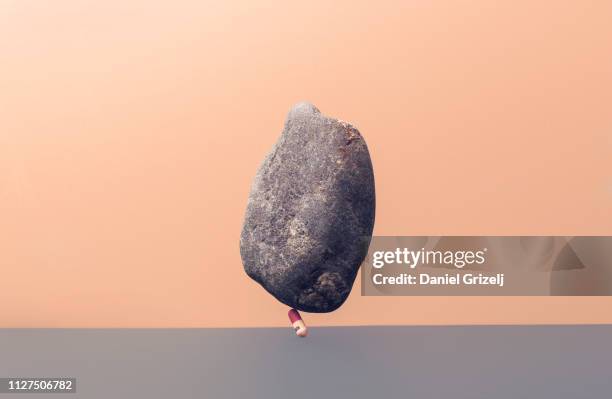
[240,102,375,312]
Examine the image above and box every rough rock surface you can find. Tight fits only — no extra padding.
[240,102,375,312]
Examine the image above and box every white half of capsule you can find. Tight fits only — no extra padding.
[292,320,308,337]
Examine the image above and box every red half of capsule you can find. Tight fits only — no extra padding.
[288,309,302,323]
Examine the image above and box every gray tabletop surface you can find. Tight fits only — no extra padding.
[0,325,610,398]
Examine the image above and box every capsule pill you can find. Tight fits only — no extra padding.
[288,309,308,337]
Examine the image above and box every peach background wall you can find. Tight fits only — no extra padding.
[1,1,611,327]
